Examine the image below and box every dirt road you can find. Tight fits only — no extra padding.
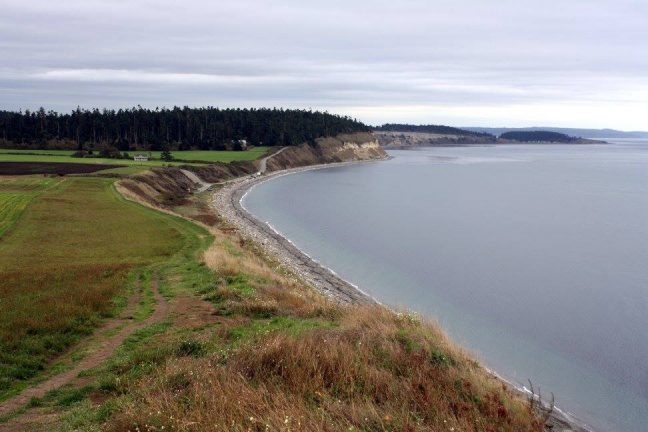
[0,276,168,428]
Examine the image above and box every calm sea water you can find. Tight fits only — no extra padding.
[243,140,648,432]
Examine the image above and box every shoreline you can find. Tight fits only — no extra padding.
[212,159,382,305]
[211,158,593,432]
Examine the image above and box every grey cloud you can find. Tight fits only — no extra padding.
[1,0,647,128]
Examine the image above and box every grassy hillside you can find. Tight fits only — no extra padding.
[0,177,191,398]
[0,168,543,431]
[52,188,542,431]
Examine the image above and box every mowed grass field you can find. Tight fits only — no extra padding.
[0,177,59,237]
[0,147,269,166]
[0,152,192,167]
[0,176,201,396]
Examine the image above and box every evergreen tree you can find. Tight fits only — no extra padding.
[160,144,173,161]
[0,107,370,150]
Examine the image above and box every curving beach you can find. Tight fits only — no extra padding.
[212,161,379,305]
[211,155,594,432]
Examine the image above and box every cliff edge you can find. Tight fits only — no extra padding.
[265,132,386,171]
[119,132,386,207]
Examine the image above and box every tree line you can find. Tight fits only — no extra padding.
[374,123,495,138]
[0,107,370,150]
[499,131,576,143]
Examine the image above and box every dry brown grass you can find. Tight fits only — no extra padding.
[203,238,277,281]
[50,171,546,432]
[109,305,542,432]
[104,213,542,432]
[202,230,342,323]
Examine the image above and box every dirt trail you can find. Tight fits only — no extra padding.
[180,169,212,193]
[178,147,285,194]
[0,276,168,425]
[257,146,287,174]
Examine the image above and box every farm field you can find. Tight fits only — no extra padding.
[0,175,205,398]
[0,146,270,165]
[0,149,74,156]
[125,147,270,162]
[0,177,59,237]
[0,162,120,175]
[0,153,198,167]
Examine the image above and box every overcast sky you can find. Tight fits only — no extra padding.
[2,0,647,129]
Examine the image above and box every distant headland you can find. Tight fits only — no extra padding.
[374,124,607,149]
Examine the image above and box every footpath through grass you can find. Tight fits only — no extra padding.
[47,191,543,432]
[0,174,543,431]
[0,176,207,399]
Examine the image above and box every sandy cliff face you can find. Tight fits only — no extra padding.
[119,133,386,207]
[119,161,257,207]
[265,133,387,171]
[375,131,496,148]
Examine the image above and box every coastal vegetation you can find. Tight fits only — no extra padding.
[0,136,544,431]
[0,107,369,151]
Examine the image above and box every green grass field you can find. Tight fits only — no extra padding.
[0,147,269,167]
[0,150,75,156]
[125,147,270,162]
[0,153,197,167]
[0,177,60,237]
[0,176,210,397]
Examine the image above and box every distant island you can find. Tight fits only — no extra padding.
[374,124,604,148]
[498,130,604,144]
[464,126,648,139]
[374,123,494,138]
